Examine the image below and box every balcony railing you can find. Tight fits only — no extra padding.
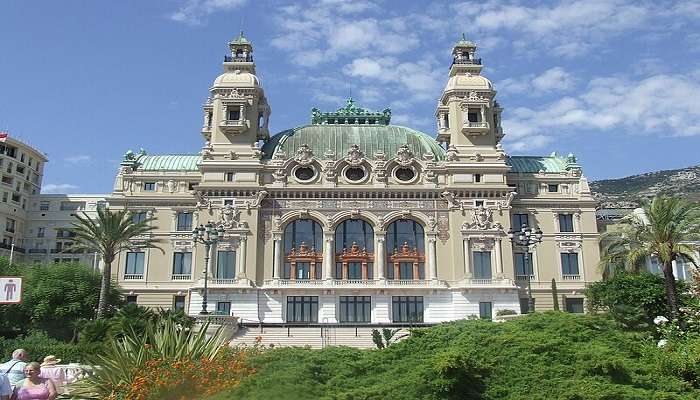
[276,279,324,286]
[171,274,192,281]
[562,275,581,281]
[224,55,253,62]
[211,278,236,285]
[28,248,48,254]
[385,279,430,286]
[332,279,376,286]
[220,120,245,127]
[123,274,143,280]
[462,278,516,287]
[452,58,482,65]
[465,122,489,128]
[515,275,535,281]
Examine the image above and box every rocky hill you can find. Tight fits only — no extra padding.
[591,165,700,208]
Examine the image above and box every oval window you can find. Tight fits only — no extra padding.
[395,168,415,182]
[294,167,315,181]
[345,167,365,182]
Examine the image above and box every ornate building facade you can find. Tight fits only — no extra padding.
[109,33,600,323]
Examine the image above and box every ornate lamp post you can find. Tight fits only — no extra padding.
[192,221,225,315]
[507,224,543,314]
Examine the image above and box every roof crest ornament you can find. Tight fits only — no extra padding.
[345,144,365,166]
[294,144,314,165]
[311,98,391,125]
[395,144,414,166]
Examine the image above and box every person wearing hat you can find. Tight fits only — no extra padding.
[38,356,65,395]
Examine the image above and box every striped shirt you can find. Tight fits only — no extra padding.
[0,359,27,388]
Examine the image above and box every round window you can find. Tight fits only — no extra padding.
[344,167,365,182]
[395,167,415,182]
[294,167,315,181]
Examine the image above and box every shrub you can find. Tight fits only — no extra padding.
[495,309,517,316]
[0,330,101,364]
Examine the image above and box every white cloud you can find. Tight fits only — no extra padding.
[64,154,91,164]
[503,72,700,151]
[497,67,576,95]
[170,0,246,25]
[42,184,79,194]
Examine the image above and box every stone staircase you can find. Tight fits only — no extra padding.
[230,325,410,349]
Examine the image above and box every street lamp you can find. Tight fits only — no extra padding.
[507,224,543,314]
[192,221,226,315]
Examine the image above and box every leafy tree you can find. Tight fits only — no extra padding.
[67,207,161,318]
[0,260,122,339]
[600,196,700,319]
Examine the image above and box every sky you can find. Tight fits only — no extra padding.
[1,0,699,194]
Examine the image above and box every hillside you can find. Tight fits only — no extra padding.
[591,165,700,208]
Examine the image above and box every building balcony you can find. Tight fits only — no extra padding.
[219,119,247,134]
[28,248,47,254]
[461,121,490,135]
[452,58,482,66]
[123,274,143,280]
[458,278,517,288]
[515,275,535,281]
[171,274,192,281]
[224,55,253,62]
[262,278,447,289]
[201,125,212,135]
[562,275,581,281]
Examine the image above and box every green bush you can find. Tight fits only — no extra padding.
[207,313,699,400]
[0,330,102,364]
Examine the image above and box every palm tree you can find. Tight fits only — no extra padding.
[67,207,161,319]
[600,196,700,319]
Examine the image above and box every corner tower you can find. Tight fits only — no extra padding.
[201,32,271,156]
[435,35,504,157]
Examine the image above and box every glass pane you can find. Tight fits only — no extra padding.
[335,219,374,252]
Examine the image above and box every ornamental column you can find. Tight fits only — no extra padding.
[427,234,438,280]
[463,237,471,278]
[376,231,386,280]
[323,231,334,280]
[494,237,503,278]
[237,236,247,279]
[272,233,282,279]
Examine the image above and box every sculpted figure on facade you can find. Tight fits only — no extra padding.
[166,180,177,193]
[471,205,493,230]
[294,144,314,165]
[245,190,268,209]
[220,204,240,229]
[395,144,414,166]
[445,145,459,161]
[345,144,364,166]
[195,191,211,211]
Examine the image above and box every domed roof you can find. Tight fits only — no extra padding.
[262,125,445,161]
[212,71,260,87]
[444,73,493,91]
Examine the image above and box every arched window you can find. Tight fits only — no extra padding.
[335,219,374,280]
[283,219,323,280]
[386,219,425,280]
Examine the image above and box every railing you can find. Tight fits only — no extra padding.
[195,315,239,326]
[385,279,430,286]
[464,122,489,128]
[211,278,237,285]
[123,274,143,280]
[562,275,581,280]
[462,278,516,286]
[28,248,47,254]
[332,279,376,286]
[220,120,245,126]
[452,58,482,65]
[224,55,253,62]
[515,275,535,281]
[0,243,26,252]
[171,274,192,281]
[280,279,324,286]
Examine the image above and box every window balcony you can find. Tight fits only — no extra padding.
[123,274,143,280]
[460,278,517,288]
[28,248,47,254]
[452,58,482,66]
[171,274,192,281]
[332,279,376,287]
[211,278,237,285]
[219,119,247,134]
[515,275,535,281]
[461,121,490,135]
[562,275,581,281]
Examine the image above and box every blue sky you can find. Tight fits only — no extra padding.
[1,0,699,194]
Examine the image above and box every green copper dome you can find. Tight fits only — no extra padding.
[262,125,445,161]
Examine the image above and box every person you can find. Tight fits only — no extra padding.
[0,373,11,400]
[0,350,27,392]
[12,362,57,400]
[37,357,64,395]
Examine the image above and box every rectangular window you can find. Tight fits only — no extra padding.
[174,295,186,311]
[15,165,24,174]
[125,252,145,275]
[1,176,12,185]
[339,296,371,323]
[548,184,559,193]
[2,192,7,203]
[475,200,484,207]
[225,172,234,182]
[37,227,45,238]
[172,252,192,275]
[143,182,156,191]
[479,302,493,320]
[126,295,138,305]
[474,173,481,183]
[512,213,529,229]
[565,298,584,313]
[286,296,318,323]
[216,301,231,315]
[11,193,20,204]
[467,111,478,123]
[558,214,574,232]
[472,251,492,279]
[561,253,580,276]
[216,251,236,279]
[514,252,533,277]
[5,218,15,233]
[132,212,147,224]
[228,109,241,121]
[519,298,535,314]
[176,212,193,231]
[60,201,83,211]
[392,296,424,323]
[39,201,50,211]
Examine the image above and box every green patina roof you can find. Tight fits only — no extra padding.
[455,33,476,48]
[507,154,580,173]
[121,151,201,171]
[229,31,251,46]
[262,125,446,161]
